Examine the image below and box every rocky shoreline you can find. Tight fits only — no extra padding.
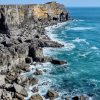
[0,2,89,100]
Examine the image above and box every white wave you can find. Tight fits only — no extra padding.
[91,46,99,50]
[67,27,94,31]
[64,43,76,51]
[74,19,85,22]
[79,51,92,58]
[45,22,67,30]
[72,37,89,44]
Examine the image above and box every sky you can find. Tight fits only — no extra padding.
[0,0,100,7]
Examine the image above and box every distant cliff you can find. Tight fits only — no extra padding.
[0,2,67,25]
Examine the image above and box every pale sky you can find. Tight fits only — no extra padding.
[0,0,100,7]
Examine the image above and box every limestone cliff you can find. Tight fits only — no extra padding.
[0,2,67,25]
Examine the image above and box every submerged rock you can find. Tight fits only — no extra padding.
[51,59,66,65]
[34,69,43,75]
[31,87,39,93]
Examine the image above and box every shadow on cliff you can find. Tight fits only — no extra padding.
[0,8,10,36]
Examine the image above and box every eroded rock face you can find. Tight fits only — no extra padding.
[0,2,68,25]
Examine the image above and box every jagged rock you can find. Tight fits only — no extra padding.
[17,75,28,85]
[28,77,38,85]
[4,83,14,91]
[29,45,43,60]
[0,75,6,86]
[5,74,18,84]
[25,57,32,64]
[34,69,43,75]
[1,40,13,47]
[29,94,43,100]
[15,43,28,58]
[46,89,58,99]
[1,90,12,100]
[31,87,39,93]
[13,83,28,97]
[15,93,24,100]
[17,63,30,72]
[51,59,66,65]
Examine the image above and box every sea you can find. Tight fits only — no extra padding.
[25,8,100,100]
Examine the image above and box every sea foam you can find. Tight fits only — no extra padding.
[67,27,94,31]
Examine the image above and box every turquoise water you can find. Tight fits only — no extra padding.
[44,8,100,99]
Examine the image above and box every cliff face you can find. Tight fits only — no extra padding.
[0,2,67,25]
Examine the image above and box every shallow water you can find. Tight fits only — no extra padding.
[43,8,100,100]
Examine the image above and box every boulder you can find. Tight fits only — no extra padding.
[0,75,6,86]
[46,89,58,99]
[15,93,24,100]
[13,83,28,97]
[34,69,43,75]
[29,94,43,100]
[28,77,38,85]
[51,59,66,65]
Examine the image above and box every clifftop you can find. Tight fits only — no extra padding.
[0,2,68,25]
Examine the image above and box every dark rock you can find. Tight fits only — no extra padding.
[17,37,23,43]
[25,57,32,64]
[51,59,66,65]
[31,87,39,93]
[46,89,58,99]
[29,94,43,100]
[72,96,79,100]
[35,35,40,38]
[1,40,12,47]
[34,69,43,75]
[29,45,43,60]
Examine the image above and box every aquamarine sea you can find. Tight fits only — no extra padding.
[44,8,100,100]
